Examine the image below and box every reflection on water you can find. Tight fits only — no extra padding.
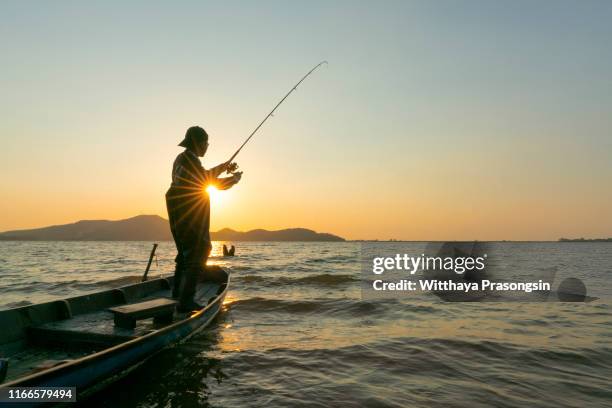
[0,241,611,407]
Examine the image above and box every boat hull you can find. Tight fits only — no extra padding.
[0,272,229,406]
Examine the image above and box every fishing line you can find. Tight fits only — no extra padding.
[227,61,328,164]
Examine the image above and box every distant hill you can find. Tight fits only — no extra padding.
[0,215,345,242]
[0,215,172,241]
[213,228,344,242]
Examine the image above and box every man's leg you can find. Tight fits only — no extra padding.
[177,238,209,311]
[171,251,183,299]
[166,193,184,300]
[178,265,198,309]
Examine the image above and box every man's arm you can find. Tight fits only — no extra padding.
[207,162,238,178]
[213,172,242,190]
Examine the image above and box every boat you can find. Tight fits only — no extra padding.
[0,267,229,405]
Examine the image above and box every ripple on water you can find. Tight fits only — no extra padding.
[1,241,611,408]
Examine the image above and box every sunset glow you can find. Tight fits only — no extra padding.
[206,185,222,203]
[0,2,611,241]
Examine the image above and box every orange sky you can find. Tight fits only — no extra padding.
[1,2,611,240]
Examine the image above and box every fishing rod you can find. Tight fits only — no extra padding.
[226,61,328,165]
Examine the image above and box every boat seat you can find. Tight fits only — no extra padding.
[108,298,177,329]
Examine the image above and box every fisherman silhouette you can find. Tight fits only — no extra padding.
[165,126,242,312]
[223,244,236,256]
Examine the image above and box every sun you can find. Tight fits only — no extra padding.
[206,184,219,196]
[206,184,225,206]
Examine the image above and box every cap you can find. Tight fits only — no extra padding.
[178,126,208,147]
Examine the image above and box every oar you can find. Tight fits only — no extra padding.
[142,243,158,282]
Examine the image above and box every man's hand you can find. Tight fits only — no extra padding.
[232,171,243,183]
[226,162,239,173]
[214,171,243,190]
[211,161,239,178]
[219,161,238,173]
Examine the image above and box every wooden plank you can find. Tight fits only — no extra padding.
[109,298,176,329]
[108,298,176,319]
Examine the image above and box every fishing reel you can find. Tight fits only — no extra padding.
[224,161,242,180]
[225,161,240,174]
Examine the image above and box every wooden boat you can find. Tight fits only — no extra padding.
[0,267,229,404]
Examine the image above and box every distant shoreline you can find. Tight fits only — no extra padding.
[1,215,608,243]
[0,215,345,242]
[558,238,612,242]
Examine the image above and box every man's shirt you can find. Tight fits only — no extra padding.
[166,150,213,243]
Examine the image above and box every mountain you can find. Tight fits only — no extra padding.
[212,228,344,242]
[0,215,345,242]
[0,215,173,241]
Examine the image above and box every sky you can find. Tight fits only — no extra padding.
[1,0,611,240]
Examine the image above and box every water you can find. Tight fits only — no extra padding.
[0,242,611,407]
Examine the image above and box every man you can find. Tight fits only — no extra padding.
[166,126,242,312]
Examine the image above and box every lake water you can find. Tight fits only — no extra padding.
[0,241,611,407]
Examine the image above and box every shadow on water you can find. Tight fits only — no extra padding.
[80,313,230,408]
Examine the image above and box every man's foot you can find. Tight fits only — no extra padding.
[177,301,203,313]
